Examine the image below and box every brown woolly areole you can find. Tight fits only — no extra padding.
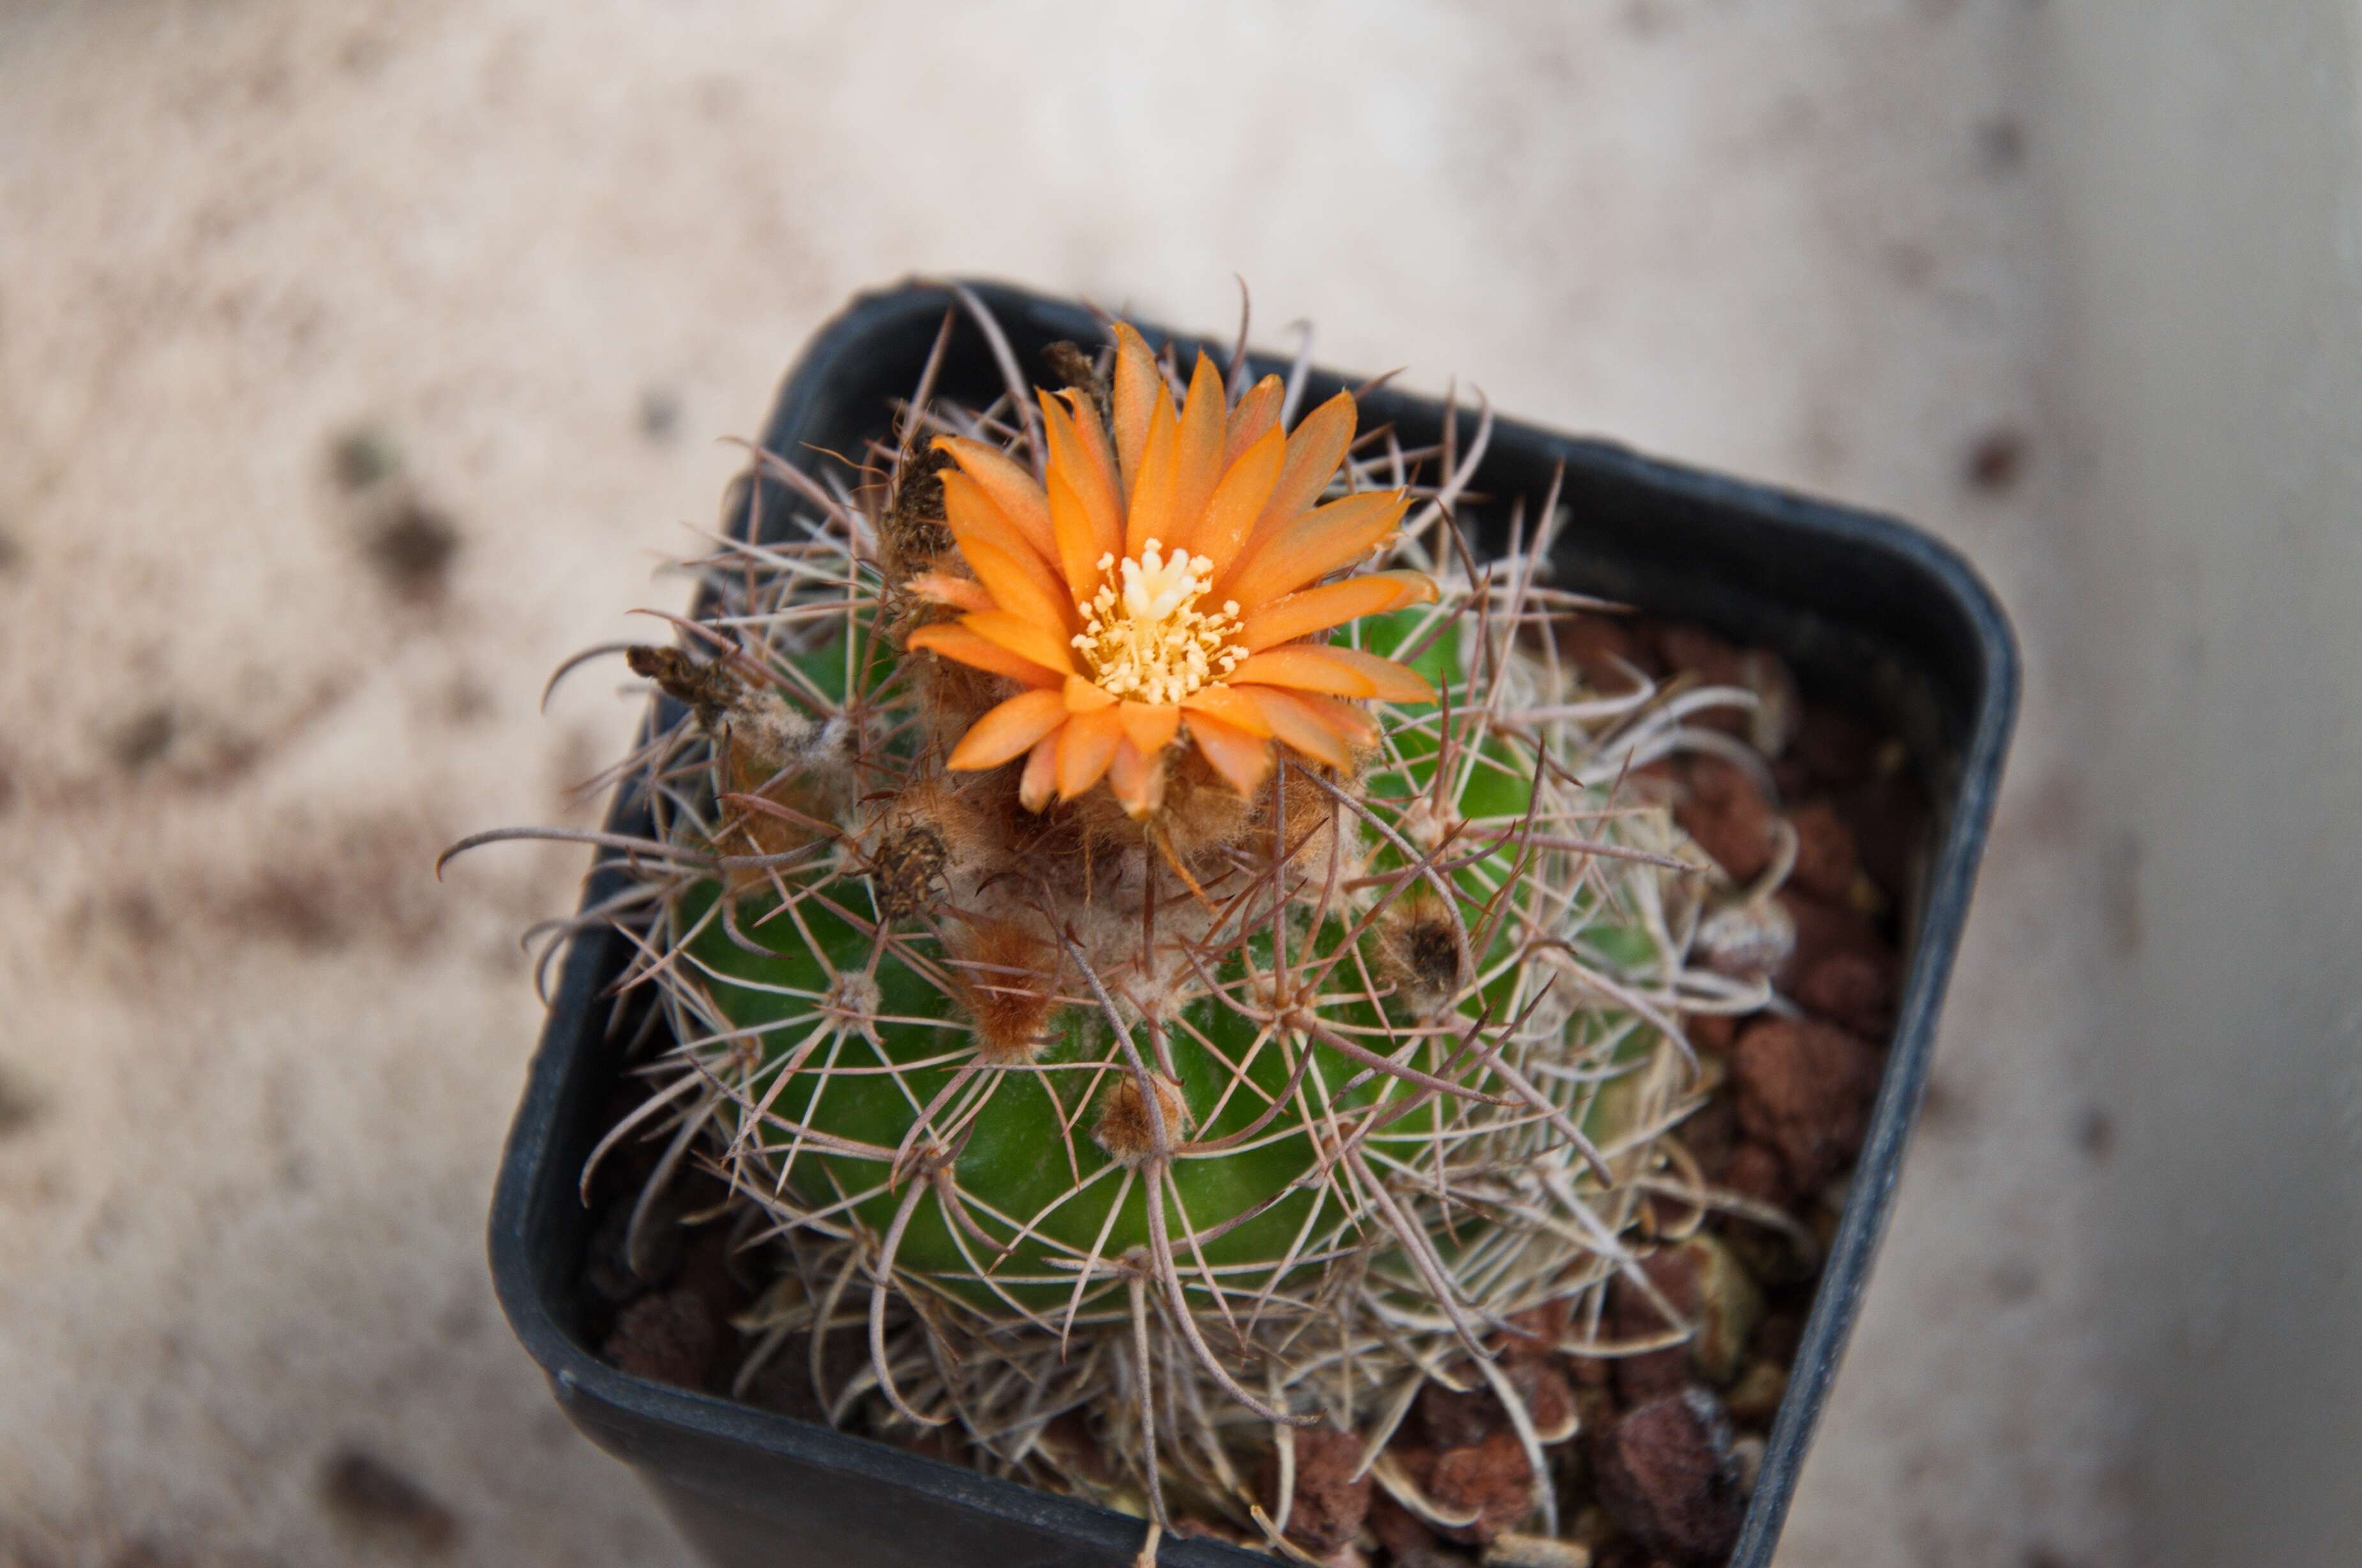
[1091,1071,1190,1165]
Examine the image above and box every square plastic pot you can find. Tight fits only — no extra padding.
[488,278,2020,1568]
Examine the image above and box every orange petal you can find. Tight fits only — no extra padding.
[951,528,1076,639]
[1019,733,1059,812]
[962,611,1081,678]
[1064,675,1117,713]
[1106,737,1166,820]
[1115,701,1181,754]
[1048,467,1119,606]
[1237,686,1358,770]
[1111,323,1161,502]
[1229,643,1435,704]
[1178,683,1273,737]
[934,437,1056,565]
[905,571,995,614]
[1237,570,1434,652]
[941,469,1061,586]
[1039,392,1124,586]
[1187,424,1286,583]
[1125,386,1179,560]
[1222,490,1410,613]
[1257,390,1357,535]
[1222,374,1284,472]
[947,689,1070,770]
[1055,706,1123,800]
[1182,712,1275,798]
[906,622,1064,687]
[1162,352,1228,556]
[1277,687,1381,750]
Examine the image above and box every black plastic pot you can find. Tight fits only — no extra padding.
[488,279,2019,1567]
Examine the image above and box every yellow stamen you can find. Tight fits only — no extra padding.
[1069,539,1248,706]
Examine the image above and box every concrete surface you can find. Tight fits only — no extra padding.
[0,2,2183,1564]
[2046,6,2362,1565]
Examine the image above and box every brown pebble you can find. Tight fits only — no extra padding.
[1590,1392,1743,1566]
[1368,1491,1463,1568]
[1427,1429,1535,1544]
[1730,1017,1884,1191]
[1608,1238,1759,1394]
[1422,1376,1511,1449]
[1659,627,1747,716]
[1720,1141,1792,1208]
[602,1286,717,1391]
[1606,1252,1694,1405]
[1775,889,1890,991]
[1784,802,1857,900]
[1561,614,1643,687]
[1685,1012,1736,1055]
[1505,1357,1577,1439]
[1678,1095,1739,1181]
[1263,1424,1370,1555]
[1498,1296,1573,1362]
[1796,949,1896,1039]
[1676,756,1778,883]
[1792,705,1877,788]
[1830,772,1928,897]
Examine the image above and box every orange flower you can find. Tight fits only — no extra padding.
[905,325,1438,819]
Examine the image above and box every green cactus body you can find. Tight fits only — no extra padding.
[678,612,1662,1321]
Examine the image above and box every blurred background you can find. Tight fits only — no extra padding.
[1,3,2354,1565]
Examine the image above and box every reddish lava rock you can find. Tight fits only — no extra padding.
[1560,613,1644,687]
[1367,1491,1457,1568]
[603,1287,717,1391]
[1657,627,1750,736]
[1797,948,1896,1038]
[1420,1376,1511,1449]
[1721,1141,1793,1207]
[1775,889,1890,990]
[1591,1391,1745,1566]
[1262,1424,1370,1555]
[1678,756,1779,883]
[1426,1428,1534,1544]
[1686,1010,1738,1054]
[1793,704,1877,788]
[1505,1357,1577,1438]
[1784,801,1858,900]
[1678,1094,1740,1181]
[1607,1248,1703,1404]
[1731,1017,1884,1191]
[1498,1295,1573,1361]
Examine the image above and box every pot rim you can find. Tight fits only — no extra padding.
[488,276,2020,1568]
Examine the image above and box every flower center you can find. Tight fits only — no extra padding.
[1071,540,1247,705]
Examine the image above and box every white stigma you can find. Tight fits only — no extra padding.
[1069,539,1249,706]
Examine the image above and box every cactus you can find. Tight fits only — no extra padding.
[455,297,1757,1555]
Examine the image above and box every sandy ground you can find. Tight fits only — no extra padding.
[0,3,2117,1564]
